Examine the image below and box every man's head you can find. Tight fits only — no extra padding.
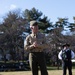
[62,43,70,50]
[30,20,38,33]
[30,20,38,27]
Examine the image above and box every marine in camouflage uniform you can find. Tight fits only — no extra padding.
[24,20,48,75]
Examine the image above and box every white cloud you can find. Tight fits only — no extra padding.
[9,4,17,10]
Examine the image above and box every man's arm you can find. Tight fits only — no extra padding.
[24,35,34,51]
[58,50,62,60]
[71,50,75,59]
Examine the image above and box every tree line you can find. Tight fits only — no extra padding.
[0,7,75,66]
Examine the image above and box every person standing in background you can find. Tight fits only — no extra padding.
[24,20,48,75]
[58,43,75,75]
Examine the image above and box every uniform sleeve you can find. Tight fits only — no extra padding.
[71,50,75,59]
[58,50,62,60]
[24,35,34,51]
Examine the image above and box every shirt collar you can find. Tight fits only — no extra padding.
[66,49,70,51]
[63,49,70,51]
[31,32,39,37]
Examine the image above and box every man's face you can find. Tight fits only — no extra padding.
[63,46,69,50]
[31,25,38,33]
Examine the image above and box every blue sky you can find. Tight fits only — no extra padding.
[0,0,75,23]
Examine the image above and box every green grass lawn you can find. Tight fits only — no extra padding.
[0,69,75,75]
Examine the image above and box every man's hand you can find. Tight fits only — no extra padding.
[29,41,41,49]
[33,41,38,48]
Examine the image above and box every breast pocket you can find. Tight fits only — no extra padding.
[37,38,44,45]
[29,38,36,44]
